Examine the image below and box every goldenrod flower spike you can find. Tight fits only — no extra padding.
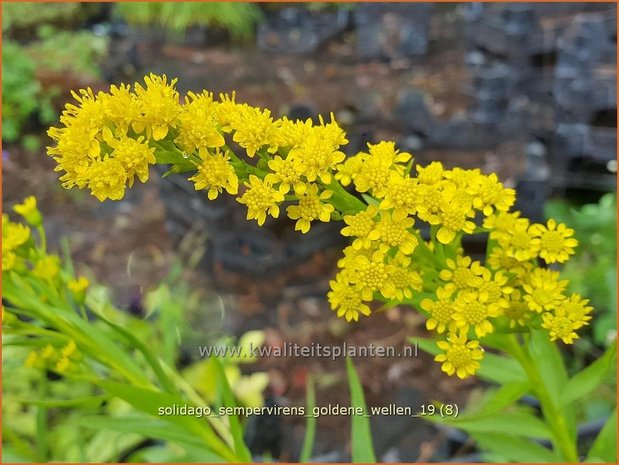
[44,75,592,379]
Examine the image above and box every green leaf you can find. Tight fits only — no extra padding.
[474,381,530,416]
[443,410,554,440]
[96,381,237,462]
[586,409,617,463]
[346,357,376,463]
[300,376,316,463]
[2,447,32,463]
[472,432,560,462]
[559,341,616,407]
[409,337,439,356]
[154,150,192,166]
[528,330,568,402]
[7,394,108,408]
[211,358,252,462]
[476,352,527,384]
[77,415,226,462]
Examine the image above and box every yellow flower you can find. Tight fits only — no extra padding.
[486,246,534,279]
[561,293,593,324]
[340,205,380,250]
[335,154,364,187]
[230,104,278,157]
[81,158,128,201]
[215,91,239,129]
[416,161,444,185]
[337,244,378,272]
[103,83,142,136]
[328,275,372,322]
[286,184,334,233]
[68,276,90,303]
[478,269,512,308]
[443,167,481,189]
[483,210,523,239]
[530,219,578,264]
[439,255,484,292]
[2,251,16,271]
[175,90,225,153]
[421,286,456,334]
[55,356,71,373]
[104,131,156,186]
[522,268,567,313]
[13,196,42,226]
[414,183,443,225]
[32,256,61,282]
[503,290,531,328]
[435,332,484,379]
[542,295,592,344]
[368,209,418,255]
[272,116,311,147]
[68,276,89,294]
[133,74,181,140]
[266,155,307,194]
[353,142,406,198]
[24,351,40,369]
[237,175,285,226]
[383,254,423,300]
[188,147,239,200]
[452,290,501,338]
[496,218,539,262]
[62,340,78,358]
[2,214,31,251]
[346,250,397,300]
[436,184,476,244]
[290,121,346,184]
[471,173,515,216]
[41,344,56,359]
[379,172,418,217]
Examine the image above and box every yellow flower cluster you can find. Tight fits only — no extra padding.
[2,213,31,272]
[46,75,592,380]
[24,340,80,373]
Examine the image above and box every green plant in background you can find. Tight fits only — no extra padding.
[1,41,56,147]
[27,25,109,81]
[115,2,263,41]
[2,2,108,149]
[3,198,377,462]
[545,193,617,348]
[2,197,254,462]
[1,2,81,33]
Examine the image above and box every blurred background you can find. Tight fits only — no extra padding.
[2,2,617,461]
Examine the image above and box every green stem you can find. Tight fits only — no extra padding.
[36,374,49,461]
[505,335,579,462]
[327,178,367,213]
[36,225,47,255]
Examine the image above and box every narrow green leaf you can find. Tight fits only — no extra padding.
[472,432,560,462]
[586,409,617,463]
[96,380,237,462]
[475,381,531,416]
[299,376,316,463]
[445,410,554,440]
[77,416,226,462]
[212,358,252,462]
[528,330,568,402]
[7,394,108,408]
[346,357,376,463]
[409,337,439,356]
[476,352,527,384]
[559,341,616,407]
